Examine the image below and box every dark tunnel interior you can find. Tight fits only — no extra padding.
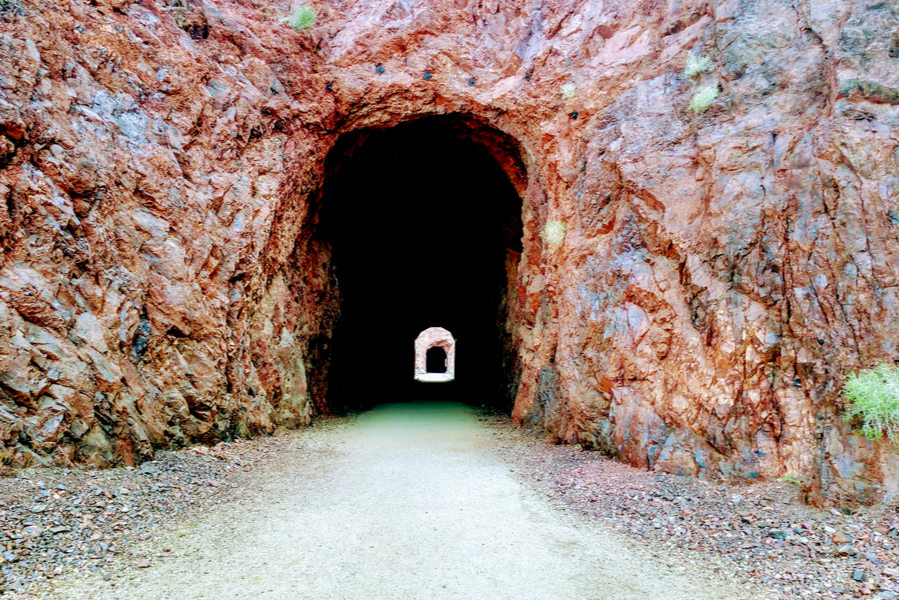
[426,347,448,374]
[316,116,524,413]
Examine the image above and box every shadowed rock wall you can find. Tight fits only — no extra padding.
[0,0,896,502]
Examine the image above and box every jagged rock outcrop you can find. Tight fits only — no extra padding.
[0,0,896,503]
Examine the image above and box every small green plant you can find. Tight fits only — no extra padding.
[284,4,316,30]
[683,55,714,79]
[541,219,566,251]
[842,363,899,442]
[561,83,576,101]
[689,85,719,113]
[781,473,801,485]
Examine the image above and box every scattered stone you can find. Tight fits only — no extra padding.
[0,437,288,599]
[0,418,896,600]
[483,414,900,600]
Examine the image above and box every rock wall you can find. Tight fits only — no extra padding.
[0,0,896,502]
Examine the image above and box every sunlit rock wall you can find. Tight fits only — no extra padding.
[0,0,896,502]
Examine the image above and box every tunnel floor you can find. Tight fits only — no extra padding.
[51,403,751,600]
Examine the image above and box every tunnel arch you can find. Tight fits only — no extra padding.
[320,114,529,199]
[312,114,528,412]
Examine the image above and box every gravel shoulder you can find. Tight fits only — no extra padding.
[484,414,899,600]
[44,402,752,600]
[0,429,300,597]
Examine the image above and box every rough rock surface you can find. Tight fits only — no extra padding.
[0,0,897,502]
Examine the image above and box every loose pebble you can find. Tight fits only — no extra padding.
[0,437,292,599]
[483,413,900,600]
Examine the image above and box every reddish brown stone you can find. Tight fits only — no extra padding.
[0,0,895,504]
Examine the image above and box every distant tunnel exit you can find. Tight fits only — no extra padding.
[415,327,455,383]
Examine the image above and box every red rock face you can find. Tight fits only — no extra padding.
[0,0,896,502]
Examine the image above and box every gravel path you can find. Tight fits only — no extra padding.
[49,402,753,600]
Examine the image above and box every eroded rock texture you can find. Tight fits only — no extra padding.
[0,0,896,502]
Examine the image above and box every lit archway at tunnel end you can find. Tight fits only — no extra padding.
[414,327,456,383]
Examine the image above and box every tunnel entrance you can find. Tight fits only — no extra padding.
[426,347,447,374]
[316,116,524,412]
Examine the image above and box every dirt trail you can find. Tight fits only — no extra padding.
[52,403,755,600]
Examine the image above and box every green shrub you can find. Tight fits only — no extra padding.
[560,83,576,101]
[683,55,714,79]
[781,473,801,485]
[689,85,719,113]
[842,363,899,442]
[285,4,316,30]
[541,219,566,251]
